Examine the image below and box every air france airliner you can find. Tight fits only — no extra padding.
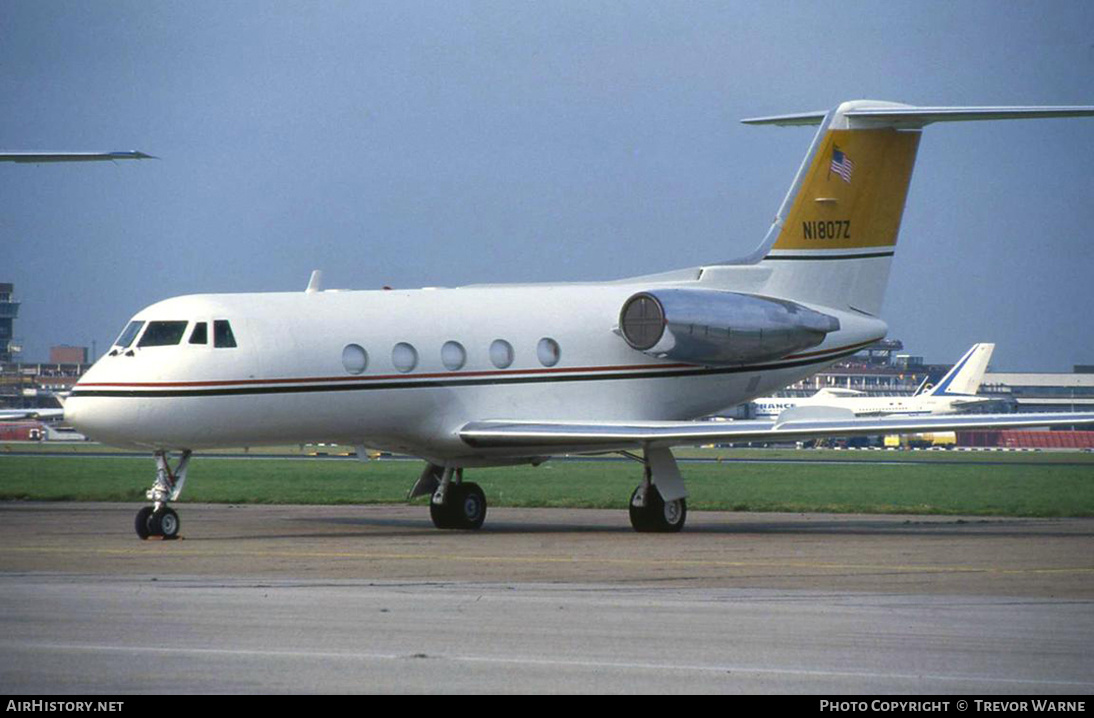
[62,100,1094,537]
[750,343,997,418]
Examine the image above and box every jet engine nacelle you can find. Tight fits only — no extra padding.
[618,288,840,366]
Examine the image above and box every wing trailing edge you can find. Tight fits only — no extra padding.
[460,411,1094,452]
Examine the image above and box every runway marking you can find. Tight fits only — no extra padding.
[5,640,1094,689]
[6,545,1093,576]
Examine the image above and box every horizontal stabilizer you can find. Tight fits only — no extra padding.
[743,105,1094,128]
[741,111,828,126]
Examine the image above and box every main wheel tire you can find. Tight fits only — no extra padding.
[629,485,687,533]
[430,497,456,529]
[629,486,653,532]
[452,482,487,530]
[135,506,154,540]
[430,483,487,530]
[153,507,181,540]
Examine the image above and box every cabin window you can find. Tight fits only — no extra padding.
[392,342,418,373]
[441,341,466,371]
[214,320,237,348]
[137,321,189,347]
[489,339,514,369]
[342,344,368,374]
[189,322,208,345]
[537,337,561,367]
[113,321,144,349]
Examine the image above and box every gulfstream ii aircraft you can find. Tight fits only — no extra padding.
[65,100,1094,538]
[750,343,998,419]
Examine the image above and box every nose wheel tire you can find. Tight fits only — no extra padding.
[135,506,181,540]
[629,485,687,533]
[430,481,487,530]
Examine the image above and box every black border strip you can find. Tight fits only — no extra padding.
[69,347,863,399]
[764,251,895,261]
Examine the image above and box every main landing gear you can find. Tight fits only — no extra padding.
[135,450,191,540]
[411,447,689,533]
[626,446,688,533]
[410,464,487,530]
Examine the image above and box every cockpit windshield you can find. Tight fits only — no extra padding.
[113,321,145,349]
[137,321,189,347]
[108,318,237,355]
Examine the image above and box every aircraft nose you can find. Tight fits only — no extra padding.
[64,395,136,448]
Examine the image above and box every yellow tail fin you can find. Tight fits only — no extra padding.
[772,127,920,255]
[718,100,1094,315]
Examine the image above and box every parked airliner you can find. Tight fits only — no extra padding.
[63,100,1094,537]
[750,343,997,418]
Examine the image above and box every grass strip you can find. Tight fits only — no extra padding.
[2,454,1093,517]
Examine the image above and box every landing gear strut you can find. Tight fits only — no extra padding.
[135,450,191,540]
[627,447,688,533]
[411,464,487,530]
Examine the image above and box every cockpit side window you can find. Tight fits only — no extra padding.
[189,322,208,345]
[138,321,189,348]
[113,321,145,349]
[213,320,237,348]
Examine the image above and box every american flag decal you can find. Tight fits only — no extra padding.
[830,146,854,183]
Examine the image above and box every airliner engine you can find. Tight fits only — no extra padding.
[618,288,840,366]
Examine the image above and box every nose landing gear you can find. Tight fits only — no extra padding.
[134,450,191,540]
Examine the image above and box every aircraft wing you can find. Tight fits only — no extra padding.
[0,409,65,421]
[460,409,1094,452]
[0,151,154,163]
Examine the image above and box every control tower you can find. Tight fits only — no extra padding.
[0,283,19,363]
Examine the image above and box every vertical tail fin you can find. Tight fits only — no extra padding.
[928,343,995,397]
[722,101,1094,315]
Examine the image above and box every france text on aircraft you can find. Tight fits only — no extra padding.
[60,100,1094,538]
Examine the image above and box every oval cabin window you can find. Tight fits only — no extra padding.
[537,337,561,367]
[342,344,368,375]
[442,341,467,371]
[489,339,514,369]
[392,342,419,373]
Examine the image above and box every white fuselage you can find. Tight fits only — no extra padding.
[66,279,885,465]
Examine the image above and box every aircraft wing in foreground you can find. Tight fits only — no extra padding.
[459,410,1094,452]
[0,151,154,163]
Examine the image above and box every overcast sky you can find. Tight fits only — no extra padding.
[4,1,1092,371]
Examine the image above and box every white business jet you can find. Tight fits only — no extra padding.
[751,343,998,418]
[64,100,1094,538]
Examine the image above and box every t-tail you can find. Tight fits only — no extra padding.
[927,343,995,397]
[706,101,1094,316]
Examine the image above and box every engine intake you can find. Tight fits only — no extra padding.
[618,288,840,366]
